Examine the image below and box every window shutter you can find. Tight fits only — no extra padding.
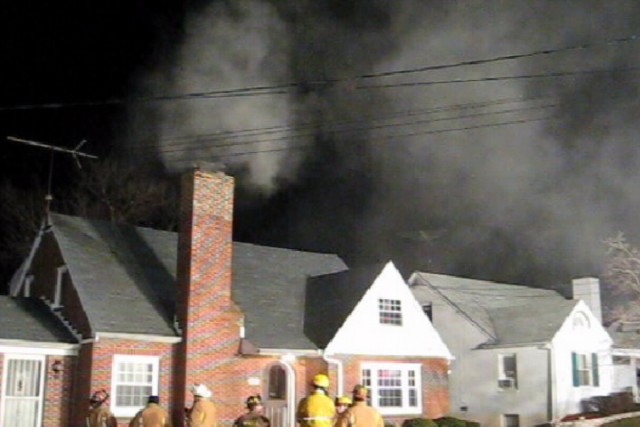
[591,353,599,387]
[572,352,579,387]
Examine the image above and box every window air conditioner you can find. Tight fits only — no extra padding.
[498,378,516,388]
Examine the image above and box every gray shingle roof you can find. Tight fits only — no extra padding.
[49,213,347,348]
[411,272,575,346]
[607,321,640,349]
[305,263,386,348]
[0,296,77,343]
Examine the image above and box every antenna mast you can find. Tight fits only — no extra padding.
[6,136,99,216]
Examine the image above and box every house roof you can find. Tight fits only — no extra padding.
[48,213,348,348]
[305,263,386,348]
[0,296,77,343]
[607,321,640,349]
[411,272,575,346]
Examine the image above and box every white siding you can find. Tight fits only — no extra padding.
[325,262,451,358]
[550,301,614,419]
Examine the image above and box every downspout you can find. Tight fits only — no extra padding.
[323,353,344,397]
[546,343,557,422]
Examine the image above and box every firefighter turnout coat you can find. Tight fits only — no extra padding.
[296,390,336,427]
[129,403,172,427]
[86,405,117,427]
[187,397,217,427]
[335,401,384,427]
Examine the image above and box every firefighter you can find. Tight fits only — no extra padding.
[296,374,335,427]
[86,389,117,427]
[129,395,172,427]
[233,395,270,427]
[186,383,217,427]
[333,396,352,427]
[337,385,384,427]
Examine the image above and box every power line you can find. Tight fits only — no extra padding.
[0,34,637,111]
[359,67,640,90]
[166,115,555,162]
[149,95,553,147]
[151,103,557,155]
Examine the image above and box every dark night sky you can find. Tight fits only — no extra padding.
[2,1,640,291]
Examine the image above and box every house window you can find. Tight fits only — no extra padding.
[502,414,520,427]
[53,266,68,308]
[498,354,517,389]
[23,274,33,297]
[111,355,159,417]
[361,362,421,415]
[268,364,286,399]
[572,352,599,387]
[422,303,433,321]
[379,299,402,326]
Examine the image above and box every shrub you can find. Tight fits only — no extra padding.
[434,417,466,427]
[402,418,438,427]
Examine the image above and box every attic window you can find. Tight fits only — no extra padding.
[53,266,68,308]
[422,303,433,321]
[23,274,33,297]
[379,299,402,326]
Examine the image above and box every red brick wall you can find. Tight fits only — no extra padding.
[339,355,450,425]
[42,355,75,427]
[68,338,175,427]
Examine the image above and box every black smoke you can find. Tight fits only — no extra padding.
[127,0,640,287]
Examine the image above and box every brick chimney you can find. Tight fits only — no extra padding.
[572,277,602,325]
[174,168,242,420]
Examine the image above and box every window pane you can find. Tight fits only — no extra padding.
[379,299,403,325]
[116,385,151,407]
[409,389,417,407]
[379,389,402,407]
[504,414,520,427]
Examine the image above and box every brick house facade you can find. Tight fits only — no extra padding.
[2,168,452,426]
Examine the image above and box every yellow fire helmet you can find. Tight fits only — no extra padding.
[336,396,352,406]
[312,373,330,388]
[246,395,263,409]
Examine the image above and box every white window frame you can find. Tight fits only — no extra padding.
[53,266,68,308]
[110,355,160,418]
[502,413,520,427]
[378,298,403,326]
[361,362,422,416]
[575,353,593,386]
[498,353,518,390]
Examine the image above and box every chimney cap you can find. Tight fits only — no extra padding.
[193,161,226,174]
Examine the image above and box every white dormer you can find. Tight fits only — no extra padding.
[325,261,452,359]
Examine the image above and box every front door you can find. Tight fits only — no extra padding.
[264,363,292,427]
[1,355,45,427]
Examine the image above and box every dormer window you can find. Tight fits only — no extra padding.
[422,303,433,321]
[53,266,68,308]
[23,274,33,297]
[379,298,402,326]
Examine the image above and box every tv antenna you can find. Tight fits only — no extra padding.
[6,136,99,215]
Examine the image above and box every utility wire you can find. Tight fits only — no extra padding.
[150,95,554,147]
[359,67,640,89]
[152,104,557,155]
[0,34,637,111]
[167,115,555,161]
